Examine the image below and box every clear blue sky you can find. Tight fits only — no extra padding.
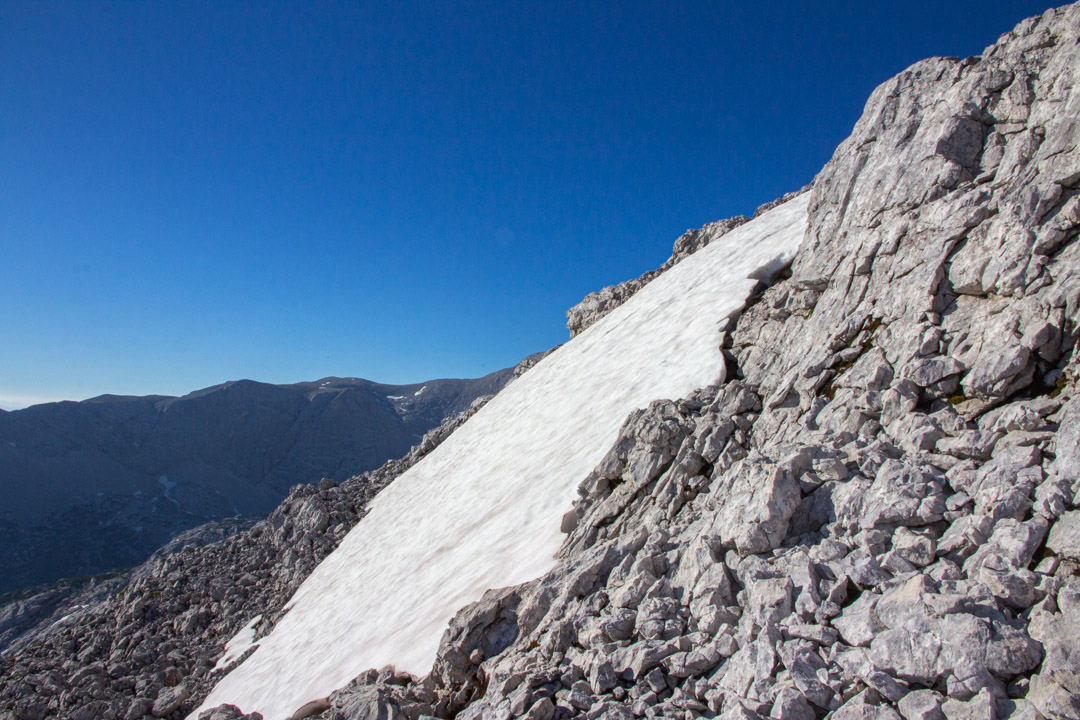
[0,1,1055,409]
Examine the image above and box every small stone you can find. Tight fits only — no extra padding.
[125,698,154,720]
[893,528,936,567]
[561,510,579,534]
[1047,510,1080,560]
[152,684,190,717]
[567,687,594,710]
[588,658,618,694]
[523,697,554,720]
[941,687,996,720]
[771,687,814,720]
[898,690,945,720]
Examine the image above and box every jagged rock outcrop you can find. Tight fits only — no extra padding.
[284,6,1080,720]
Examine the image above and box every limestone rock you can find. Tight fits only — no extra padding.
[707,456,801,554]
[1027,581,1080,720]
[152,684,190,717]
[1047,511,1080,561]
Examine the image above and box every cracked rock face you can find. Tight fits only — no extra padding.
[4,5,1080,720]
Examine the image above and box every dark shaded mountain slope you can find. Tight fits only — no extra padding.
[0,371,512,593]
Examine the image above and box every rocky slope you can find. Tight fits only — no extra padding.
[0,388,502,719]
[3,4,1080,720]
[0,371,512,593]
[296,5,1080,720]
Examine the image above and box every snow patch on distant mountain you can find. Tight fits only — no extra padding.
[195,195,809,720]
[158,476,179,507]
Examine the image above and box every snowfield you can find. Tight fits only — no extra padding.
[194,195,809,719]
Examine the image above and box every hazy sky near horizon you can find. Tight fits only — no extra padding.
[0,0,1053,410]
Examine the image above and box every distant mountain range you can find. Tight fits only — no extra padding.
[0,371,513,593]
[4,6,1080,720]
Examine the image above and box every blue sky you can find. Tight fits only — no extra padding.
[0,1,1054,409]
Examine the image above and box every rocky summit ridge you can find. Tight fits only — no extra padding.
[4,4,1080,720]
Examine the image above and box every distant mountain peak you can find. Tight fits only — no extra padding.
[0,366,517,594]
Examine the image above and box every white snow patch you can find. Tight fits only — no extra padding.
[413,386,427,397]
[158,476,179,506]
[194,196,809,720]
[7,442,14,447]
[214,615,264,671]
[49,604,89,630]
[387,395,405,401]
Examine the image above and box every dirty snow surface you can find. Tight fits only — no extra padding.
[195,196,809,719]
